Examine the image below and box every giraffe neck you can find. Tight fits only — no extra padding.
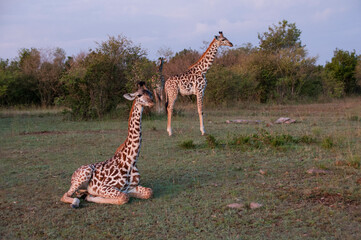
[125,101,143,147]
[188,38,219,74]
[158,60,164,73]
[114,101,143,161]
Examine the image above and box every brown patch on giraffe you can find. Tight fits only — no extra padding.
[114,183,122,190]
[112,169,119,176]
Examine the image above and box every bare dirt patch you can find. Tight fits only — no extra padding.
[307,191,359,208]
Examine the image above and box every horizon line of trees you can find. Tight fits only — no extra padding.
[1,20,360,119]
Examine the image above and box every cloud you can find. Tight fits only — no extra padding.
[314,8,337,21]
[0,0,360,64]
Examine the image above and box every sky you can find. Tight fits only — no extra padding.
[0,0,360,65]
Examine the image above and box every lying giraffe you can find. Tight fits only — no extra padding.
[165,31,233,136]
[61,84,154,208]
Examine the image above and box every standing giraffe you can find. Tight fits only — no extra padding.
[61,84,154,208]
[165,31,233,136]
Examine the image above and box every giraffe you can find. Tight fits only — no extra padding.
[151,57,165,113]
[60,83,154,208]
[164,31,233,136]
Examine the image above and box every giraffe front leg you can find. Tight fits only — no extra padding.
[196,93,206,135]
[166,96,177,136]
[128,186,153,199]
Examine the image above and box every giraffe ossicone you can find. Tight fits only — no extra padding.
[61,84,154,208]
[165,31,233,136]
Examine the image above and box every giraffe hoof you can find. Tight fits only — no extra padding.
[71,198,80,208]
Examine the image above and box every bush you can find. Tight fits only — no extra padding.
[205,134,219,149]
[321,137,334,149]
[179,140,196,149]
[61,35,152,119]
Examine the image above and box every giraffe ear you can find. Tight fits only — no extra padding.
[215,35,219,40]
[123,93,136,101]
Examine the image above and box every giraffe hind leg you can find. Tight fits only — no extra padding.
[196,93,206,135]
[85,185,129,205]
[166,93,177,136]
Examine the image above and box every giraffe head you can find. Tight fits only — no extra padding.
[123,83,154,107]
[158,57,165,66]
[215,31,233,47]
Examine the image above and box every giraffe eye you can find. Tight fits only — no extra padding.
[137,94,142,97]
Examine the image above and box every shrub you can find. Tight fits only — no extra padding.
[321,137,334,149]
[179,140,196,149]
[205,134,219,149]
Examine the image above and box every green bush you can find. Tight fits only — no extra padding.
[179,140,196,149]
[321,137,334,149]
[205,134,219,149]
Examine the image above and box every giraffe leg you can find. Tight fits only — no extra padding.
[60,165,93,208]
[196,93,206,135]
[166,94,177,136]
[85,186,129,205]
[128,185,153,199]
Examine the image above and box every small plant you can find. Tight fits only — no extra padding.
[321,137,334,149]
[231,134,263,149]
[179,140,196,149]
[230,131,317,151]
[348,115,359,121]
[312,127,321,137]
[205,134,218,149]
[347,155,360,169]
[299,135,316,144]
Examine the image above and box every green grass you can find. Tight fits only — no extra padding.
[1,97,361,239]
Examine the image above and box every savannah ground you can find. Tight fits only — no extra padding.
[0,97,360,239]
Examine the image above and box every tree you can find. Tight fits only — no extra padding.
[325,49,359,95]
[258,20,303,53]
[355,57,361,88]
[163,49,200,77]
[61,35,150,119]
[37,48,66,106]
[254,20,317,101]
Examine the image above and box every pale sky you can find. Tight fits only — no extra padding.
[0,0,360,65]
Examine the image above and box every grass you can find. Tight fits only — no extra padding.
[1,97,361,239]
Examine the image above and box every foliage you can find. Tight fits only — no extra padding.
[205,65,257,104]
[205,134,219,149]
[162,48,200,77]
[258,20,303,53]
[325,49,360,95]
[321,136,334,149]
[1,21,361,111]
[0,52,40,105]
[179,139,196,149]
[0,48,66,106]
[230,130,316,150]
[61,35,153,119]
